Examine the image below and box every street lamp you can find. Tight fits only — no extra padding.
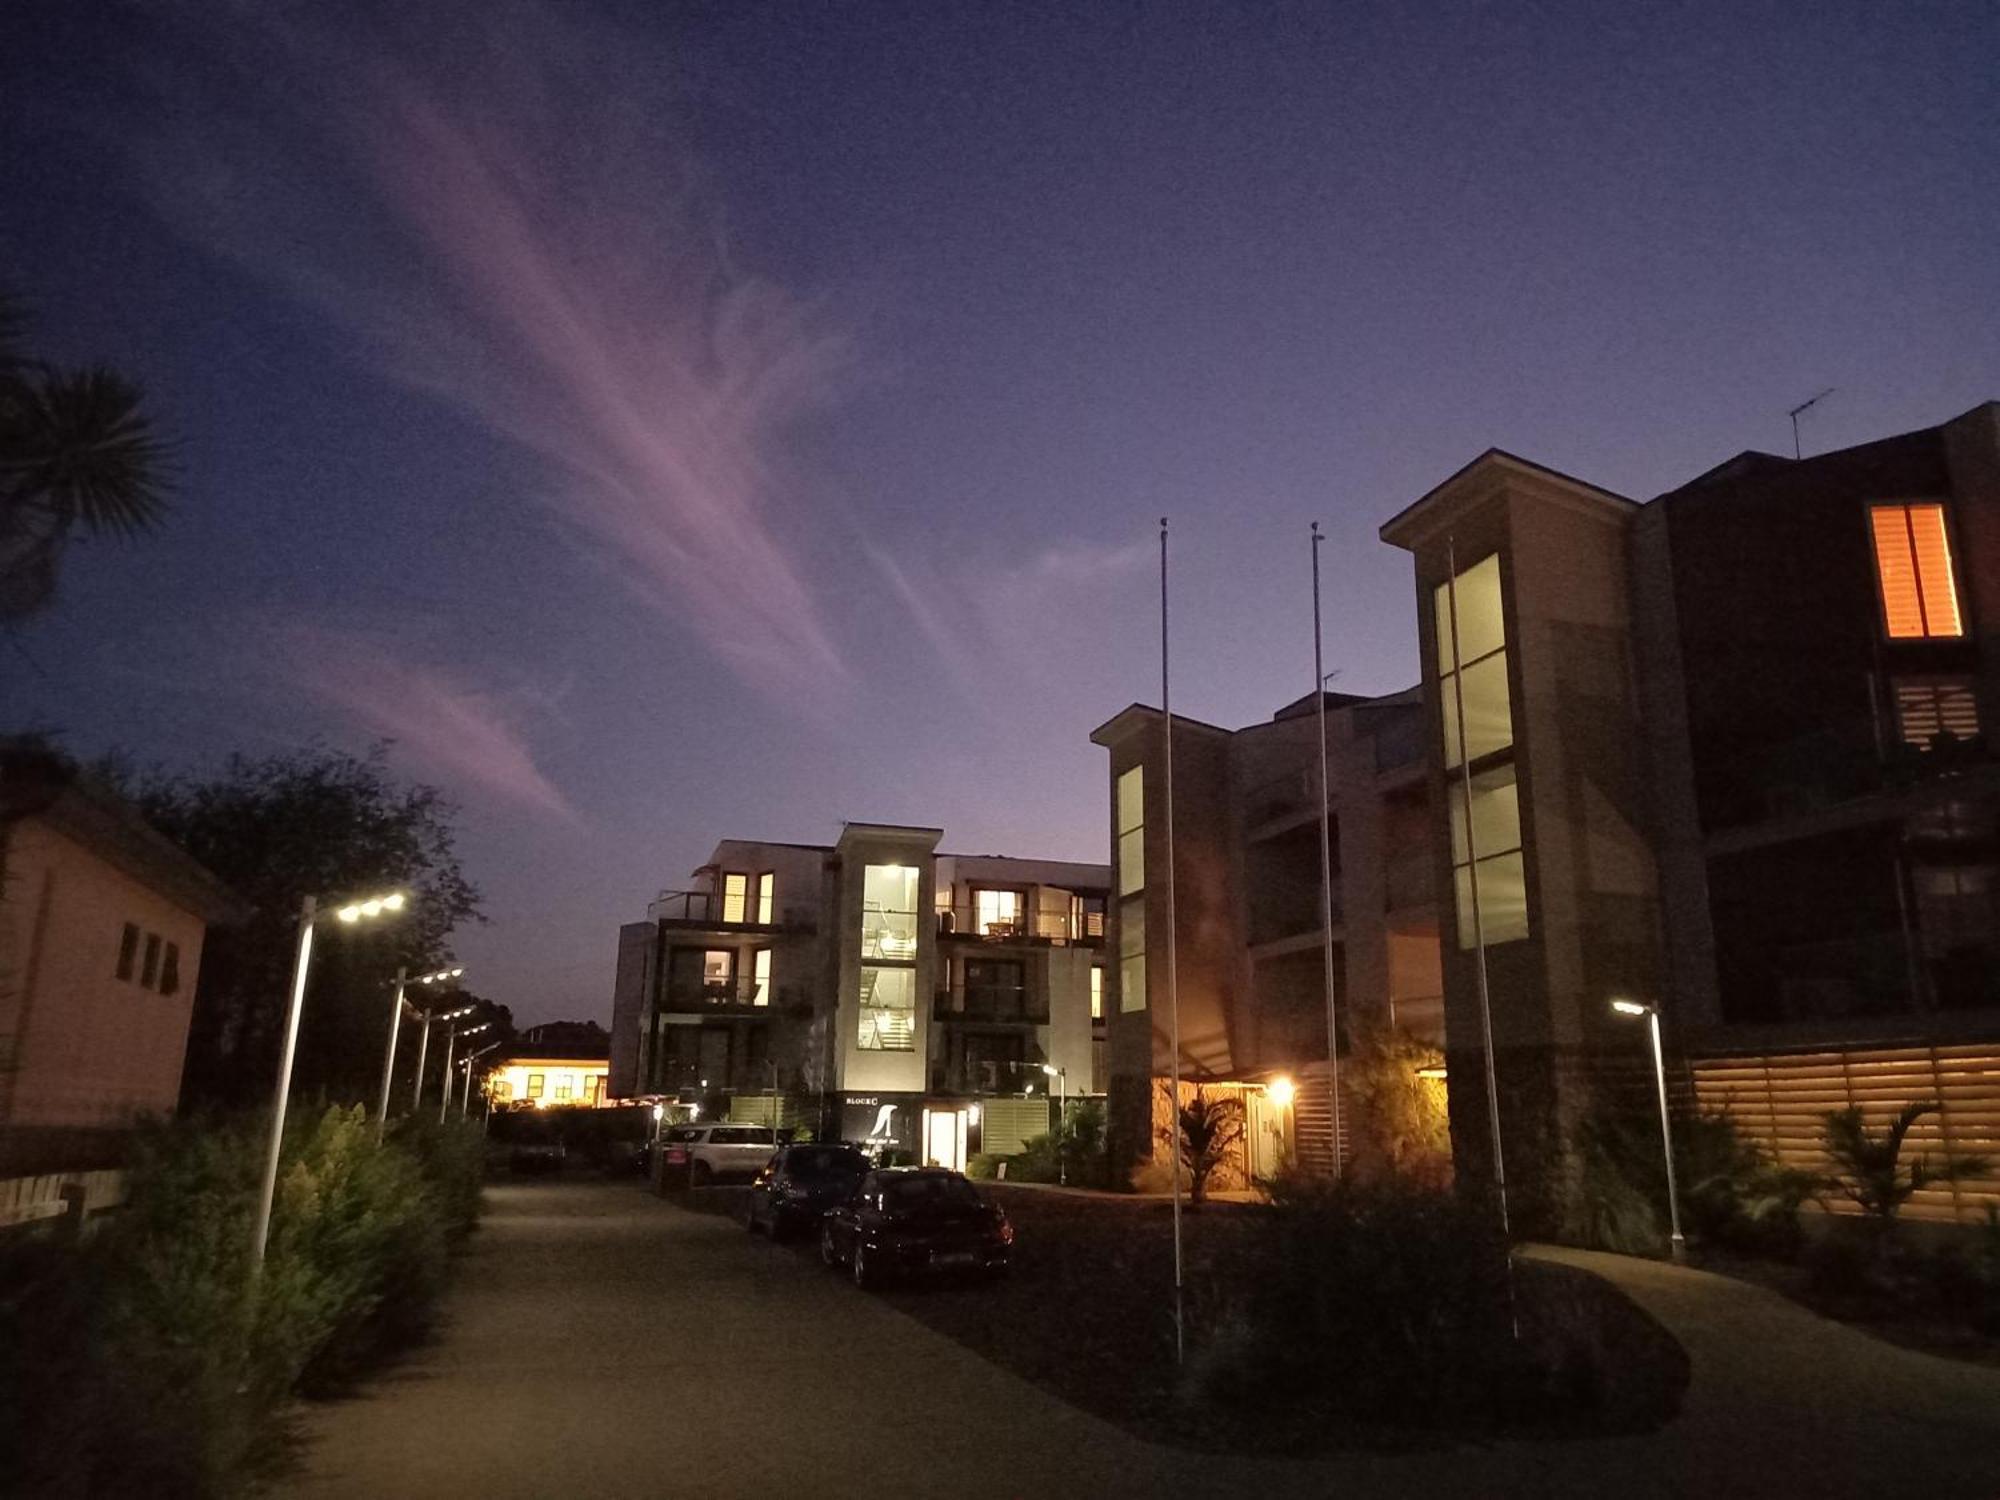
[412,1001,475,1111]
[440,1022,489,1124]
[251,888,405,1271]
[1611,998,1686,1263]
[375,965,465,1139]
[460,1039,501,1116]
[1041,1064,1068,1187]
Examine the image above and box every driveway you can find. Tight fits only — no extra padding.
[292,1179,2000,1500]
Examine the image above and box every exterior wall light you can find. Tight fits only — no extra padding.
[1268,1075,1295,1109]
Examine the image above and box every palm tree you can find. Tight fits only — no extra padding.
[1820,1100,1992,1247]
[0,291,171,620]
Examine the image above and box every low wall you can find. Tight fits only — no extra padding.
[0,1168,127,1234]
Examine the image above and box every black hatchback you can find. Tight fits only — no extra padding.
[746,1143,870,1240]
[819,1168,1012,1288]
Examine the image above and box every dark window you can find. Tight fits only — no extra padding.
[116,923,139,981]
[160,942,181,996]
[140,934,162,990]
[963,958,1031,1020]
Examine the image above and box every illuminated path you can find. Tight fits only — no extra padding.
[293,1181,2000,1500]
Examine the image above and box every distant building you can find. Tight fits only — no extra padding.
[1091,689,1443,1185]
[0,749,238,1176]
[610,826,1109,1167]
[486,1021,611,1109]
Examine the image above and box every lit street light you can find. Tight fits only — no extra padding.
[379,966,465,1135]
[1041,1064,1068,1186]
[413,999,475,1111]
[1611,998,1687,1263]
[440,1021,489,1124]
[251,888,404,1271]
[460,1039,501,1116]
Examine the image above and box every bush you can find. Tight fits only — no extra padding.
[1343,1027,1451,1187]
[1187,1176,1522,1422]
[0,1105,484,1496]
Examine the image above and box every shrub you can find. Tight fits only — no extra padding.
[1342,1027,1451,1187]
[1678,1112,1816,1258]
[1187,1176,1521,1421]
[0,1106,483,1496]
[1820,1101,1992,1249]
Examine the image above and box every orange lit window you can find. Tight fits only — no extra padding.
[1871,504,1963,639]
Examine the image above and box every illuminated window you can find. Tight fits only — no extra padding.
[722,873,749,923]
[1895,677,1981,751]
[1448,765,1530,949]
[858,965,917,1050]
[115,923,139,981]
[585,1076,602,1105]
[1116,766,1145,895]
[703,950,734,990]
[1118,896,1147,1012]
[555,1081,573,1102]
[1090,966,1103,1021]
[756,872,775,924]
[861,865,920,961]
[141,934,161,990]
[527,1073,545,1099]
[752,948,772,1005]
[160,942,181,997]
[975,889,1020,936]
[1433,553,1512,768]
[1871,504,1963,640]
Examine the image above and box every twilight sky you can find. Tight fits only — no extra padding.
[5,0,1996,1026]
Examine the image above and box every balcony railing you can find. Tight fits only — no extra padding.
[659,980,803,1013]
[935,904,1105,945]
[649,889,816,929]
[934,988,1050,1024]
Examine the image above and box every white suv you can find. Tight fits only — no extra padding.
[662,1123,780,1185]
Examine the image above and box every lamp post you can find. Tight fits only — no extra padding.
[377,966,463,1139]
[251,888,405,1272]
[460,1039,499,1116]
[413,1000,474,1110]
[1041,1064,1068,1186]
[1612,999,1686,1263]
[440,1021,488,1124]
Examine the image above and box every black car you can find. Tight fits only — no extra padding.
[746,1143,870,1240]
[819,1167,1012,1288]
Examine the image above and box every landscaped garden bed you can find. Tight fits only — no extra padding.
[850,1181,1689,1455]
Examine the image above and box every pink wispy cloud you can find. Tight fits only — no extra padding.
[284,627,577,823]
[136,4,851,701]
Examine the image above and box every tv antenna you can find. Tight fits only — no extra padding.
[1788,388,1836,460]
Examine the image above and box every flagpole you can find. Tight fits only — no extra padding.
[1161,516,1185,1366]
[1445,535,1512,1248]
[1311,523,1344,1178]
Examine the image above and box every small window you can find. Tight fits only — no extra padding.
[585,1076,602,1105]
[160,942,182,997]
[722,873,749,923]
[527,1073,545,1099]
[756,872,775,924]
[116,923,139,982]
[752,948,772,1005]
[554,1081,573,1102]
[1090,966,1103,1021]
[1895,678,1981,751]
[703,950,735,987]
[1871,504,1964,640]
[140,934,162,990]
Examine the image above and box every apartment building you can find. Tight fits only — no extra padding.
[1090,688,1444,1183]
[1378,399,2000,1230]
[610,824,1108,1168]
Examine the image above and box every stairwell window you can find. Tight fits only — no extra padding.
[1448,765,1529,949]
[1871,504,1964,640]
[1116,766,1145,895]
[1895,677,1981,751]
[858,966,917,1051]
[1433,553,1512,769]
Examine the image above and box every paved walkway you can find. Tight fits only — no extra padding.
[290,1181,2000,1500]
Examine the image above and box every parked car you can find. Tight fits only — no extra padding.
[819,1168,1012,1288]
[746,1143,870,1239]
[662,1122,781,1185]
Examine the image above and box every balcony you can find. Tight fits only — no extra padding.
[1241,765,1319,830]
[658,980,806,1015]
[935,903,1105,945]
[933,987,1050,1025]
[648,889,816,931]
